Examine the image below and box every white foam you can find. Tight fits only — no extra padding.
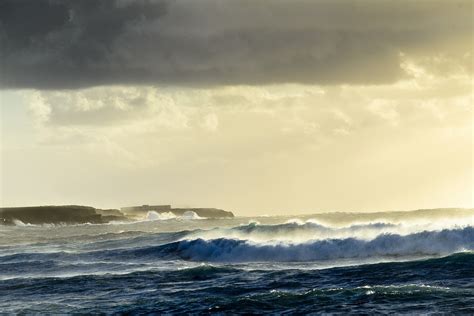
[146,211,177,221]
[145,210,204,221]
[12,219,28,226]
[181,211,204,220]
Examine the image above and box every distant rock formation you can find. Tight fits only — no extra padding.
[0,205,128,225]
[0,204,234,225]
[121,205,234,219]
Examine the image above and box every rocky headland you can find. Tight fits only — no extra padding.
[0,204,234,225]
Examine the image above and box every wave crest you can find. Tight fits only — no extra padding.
[154,227,474,262]
[189,220,399,242]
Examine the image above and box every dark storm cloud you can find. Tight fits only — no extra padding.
[0,0,472,89]
[0,0,166,88]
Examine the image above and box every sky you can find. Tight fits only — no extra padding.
[0,0,472,215]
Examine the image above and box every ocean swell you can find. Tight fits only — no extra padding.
[187,219,473,243]
[152,226,474,262]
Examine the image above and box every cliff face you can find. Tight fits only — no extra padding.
[0,206,127,225]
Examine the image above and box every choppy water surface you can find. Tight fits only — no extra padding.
[1,210,473,314]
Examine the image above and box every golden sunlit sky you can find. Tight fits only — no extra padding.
[0,0,472,215]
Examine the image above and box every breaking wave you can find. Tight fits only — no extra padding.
[146,211,203,221]
[187,218,472,243]
[146,211,177,221]
[146,226,474,262]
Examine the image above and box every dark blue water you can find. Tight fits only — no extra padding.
[1,214,473,314]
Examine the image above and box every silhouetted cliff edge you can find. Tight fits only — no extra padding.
[0,205,235,225]
[0,205,127,225]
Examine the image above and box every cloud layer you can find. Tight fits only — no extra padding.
[3,76,471,211]
[1,0,471,89]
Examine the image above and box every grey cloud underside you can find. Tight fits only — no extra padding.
[0,0,471,89]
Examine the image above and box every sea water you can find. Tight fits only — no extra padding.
[1,210,473,314]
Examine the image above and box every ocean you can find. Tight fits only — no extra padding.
[1,210,473,314]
